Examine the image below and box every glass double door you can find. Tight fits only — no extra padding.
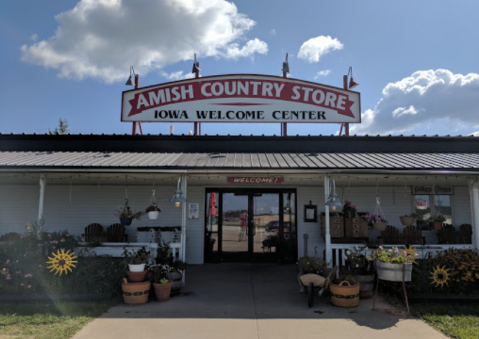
[205,189,296,263]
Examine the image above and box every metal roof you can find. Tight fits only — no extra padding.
[1,151,479,172]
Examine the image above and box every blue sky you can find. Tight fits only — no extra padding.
[1,0,478,136]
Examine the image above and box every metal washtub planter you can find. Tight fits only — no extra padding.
[376,262,412,282]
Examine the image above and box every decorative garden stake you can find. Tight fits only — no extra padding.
[46,248,78,275]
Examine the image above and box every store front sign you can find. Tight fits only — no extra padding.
[412,185,454,195]
[227,177,284,184]
[121,74,360,123]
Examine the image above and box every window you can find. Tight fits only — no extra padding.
[414,194,452,230]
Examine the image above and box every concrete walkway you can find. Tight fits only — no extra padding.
[72,264,447,339]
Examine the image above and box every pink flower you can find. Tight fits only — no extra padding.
[21,283,24,286]
[6,275,11,280]
[39,264,42,267]
[50,241,52,244]
[61,238,65,242]
[37,244,42,246]
[48,234,51,238]
[20,236,23,239]
[52,246,56,249]
[28,285,31,289]
[6,260,9,264]
[352,205,356,209]
[66,234,70,237]
[379,246,383,250]
[15,271,21,274]
[81,237,85,242]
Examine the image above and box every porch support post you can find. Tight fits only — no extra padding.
[469,179,479,249]
[324,175,332,266]
[181,174,187,285]
[38,174,46,222]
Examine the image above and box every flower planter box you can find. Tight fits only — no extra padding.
[376,262,412,282]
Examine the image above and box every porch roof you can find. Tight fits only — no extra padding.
[1,134,479,172]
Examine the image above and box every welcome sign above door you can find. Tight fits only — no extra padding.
[121,74,361,124]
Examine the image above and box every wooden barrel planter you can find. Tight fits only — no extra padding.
[121,278,151,305]
[330,281,360,307]
[376,262,412,282]
[354,274,375,298]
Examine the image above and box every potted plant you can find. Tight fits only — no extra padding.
[123,247,150,278]
[156,240,173,266]
[147,264,174,301]
[415,200,428,210]
[145,202,161,220]
[363,213,387,231]
[342,200,357,219]
[344,246,375,298]
[367,245,418,282]
[167,260,188,295]
[429,213,447,230]
[330,270,360,307]
[115,205,144,226]
[400,212,420,226]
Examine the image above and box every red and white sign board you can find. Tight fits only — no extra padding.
[121,74,360,123]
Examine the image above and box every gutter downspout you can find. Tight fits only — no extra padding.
[324,175,332,267]
[38,174,46,222]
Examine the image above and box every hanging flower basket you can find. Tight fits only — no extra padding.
[148,211,160,220]
[400,216,415,226]
[373,222,387,231]
[376,262,412,282]
[120,217,133,226]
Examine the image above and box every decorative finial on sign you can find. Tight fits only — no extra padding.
[282,53,290,75]
[192,53,200,76]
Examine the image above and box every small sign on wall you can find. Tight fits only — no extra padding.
[411,185,454,195]
[188,203,199,219]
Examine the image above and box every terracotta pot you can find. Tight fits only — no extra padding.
[430,222,443,230]
[127,269,147,282]
[153,281,173,301]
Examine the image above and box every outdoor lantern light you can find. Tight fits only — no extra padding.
[125,66,137,86]
[344,66,359,90]
[282,53,290,74]
[170,177,187,208]
[325,179,342,211]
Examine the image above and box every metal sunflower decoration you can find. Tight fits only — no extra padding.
[46,249,78,275]
[403,245,418,264]
[430,265,451,288]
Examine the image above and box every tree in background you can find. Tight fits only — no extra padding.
[48,118,69,135]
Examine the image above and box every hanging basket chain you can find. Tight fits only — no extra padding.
[150,189,157,206]
[374,180,387,222]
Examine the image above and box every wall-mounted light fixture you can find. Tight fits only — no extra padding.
[169,177,187,208]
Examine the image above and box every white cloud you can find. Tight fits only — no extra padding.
[469,131,479,136]
[20,0,268,83]
[351,69,479,135]
[314,69,331,79]
[30,34,38,42]
[224,38,268,59]
[270,29,276,35]
[160,70,196,81]
[297,36,343,63]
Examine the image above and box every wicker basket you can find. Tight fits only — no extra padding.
[330,280,360,307]
[121,278,151,305]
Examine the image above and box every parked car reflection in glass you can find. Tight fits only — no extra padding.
[265,221,292,232]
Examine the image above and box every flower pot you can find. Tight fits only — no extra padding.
[128,263,146,272]
[400,216,415,226]
[416,206,427,210]
[376,261,412,282]
[148,211,160,220]
[330,280,360,307]
[430,222,443,230]
[120,218,133,226]
[166,271,182,295]
[121,278,150,305]
[127,269,147,282]
[354,274,375,299]
[153,281,173,301]
[373,222,387,231]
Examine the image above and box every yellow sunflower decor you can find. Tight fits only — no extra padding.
[46,249,78,275]
[403,245,418,264]
[430,265,451,288]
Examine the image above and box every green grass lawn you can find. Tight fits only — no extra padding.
[410,301,479,339]
[0,298,118,339]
